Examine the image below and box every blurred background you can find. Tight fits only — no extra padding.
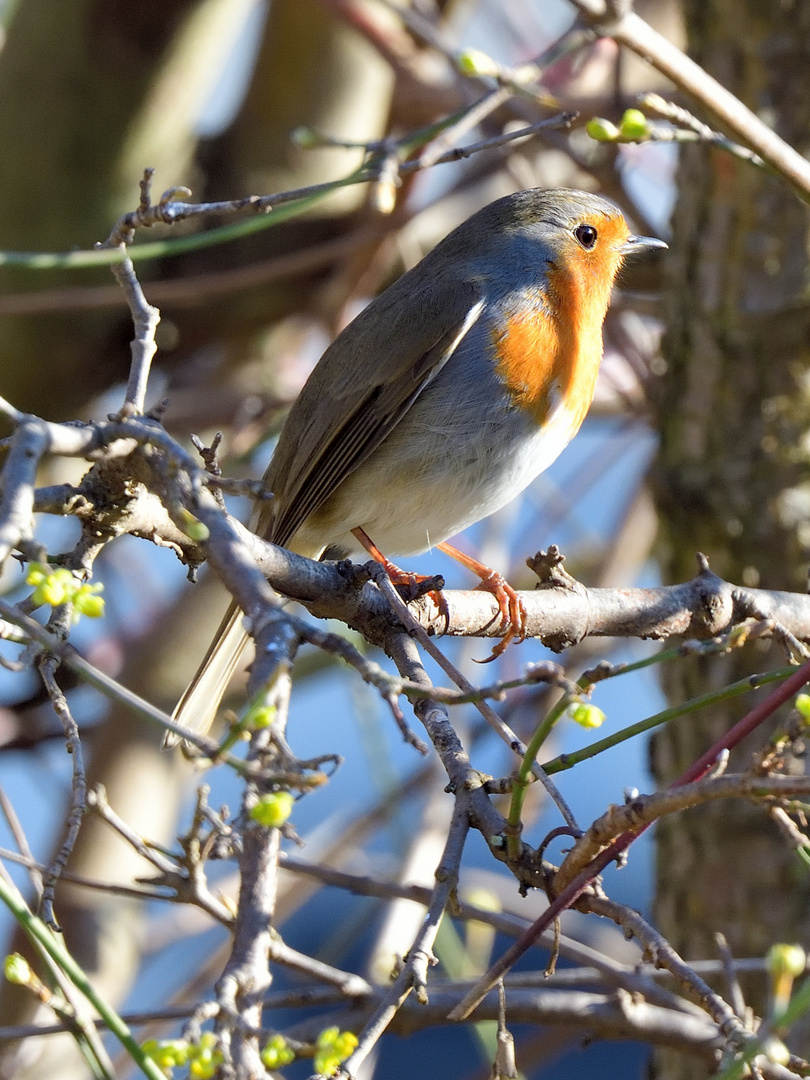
[0,0,809,1077]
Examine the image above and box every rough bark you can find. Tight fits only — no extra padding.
[650,1,810,1075]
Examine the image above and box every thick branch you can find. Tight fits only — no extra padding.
[241,529,810,649]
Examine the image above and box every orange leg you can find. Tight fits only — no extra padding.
[351,527,525,659]
[351,527,444,601]
[437,541,527,661]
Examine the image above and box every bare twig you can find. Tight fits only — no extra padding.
[714,933,748,1022]
[37,657,87,931]
[215,659,295,1077]
[638,92,766,169]
[450,661,810,1021]
[0,787,43,899]
[0,415,49,565]
[268,937,371,997]
[369,564,581,832]
[555,773,810,895]
[336,801,470,1076]
[98,171,161,415]
[582,895,748,1045]
[0,599,220,755]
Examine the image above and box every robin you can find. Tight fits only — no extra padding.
[171,188,665,743]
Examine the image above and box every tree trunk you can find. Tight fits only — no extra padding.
[0,0,256,420]
[650,0,810,1074]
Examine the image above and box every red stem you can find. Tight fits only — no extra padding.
[452,658,810,1018]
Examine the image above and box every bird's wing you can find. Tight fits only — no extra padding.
[263,274,484,548]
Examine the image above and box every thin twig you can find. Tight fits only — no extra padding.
[336,802,470,1076]
[100,170,161,414]
[583,895,748,1045]
[714,934,748,1022]
[450,661,810,1021]
[569,0,810,199]
[0,786,43,901]
[87,786,180,877]
[268,937,371,997]
[215,660,294,1078]
[369,564,580,832]
[0,598,220,756]
[110,248,160,416]
[0,416,48,565]
[637,92,766,168]
[554,773,810,894]
[37,657,87,931]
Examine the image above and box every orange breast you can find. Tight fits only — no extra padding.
[491,284,602,433]
[491,225,627,433]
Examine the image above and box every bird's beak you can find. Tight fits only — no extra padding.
[622,234,668,255]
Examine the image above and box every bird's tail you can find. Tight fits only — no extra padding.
[166,602,249,749]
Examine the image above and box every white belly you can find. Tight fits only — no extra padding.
[287,313,589,560]
[291,393,581,560]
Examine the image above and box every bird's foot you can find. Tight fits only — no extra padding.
[471,568,527,662]
[351,526,444,602]
[387,565,445,603]
[435,541,526,661]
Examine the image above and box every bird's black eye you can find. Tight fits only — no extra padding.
[574,224,598,249]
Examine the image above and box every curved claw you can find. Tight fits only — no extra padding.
[472,570,527,663]
[355,531,527,657]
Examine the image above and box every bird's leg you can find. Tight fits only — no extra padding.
[436,541,527,661]
[351,527,444,601]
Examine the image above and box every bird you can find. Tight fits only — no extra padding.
[171,187,665,745]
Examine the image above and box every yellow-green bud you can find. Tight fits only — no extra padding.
[25,565,47,586]
[332,1032,358,1058]
[249,791,294,828]
[619,108,649,139]
[585,117,620,142]
[244,703,276,730]
[314,1050,341,1076]
[141,1038,189,1069]
[73,585,105,620]
[189,1056,219,1079]
[565,702,606,729]
[31,567,76,607]
[187,1031,222,1075]
[767,943,806,979]
[261,1034,295,1068]
[314,1027,358,1073]
[4,953,32,985]
[39,580,67,605]
[795,694,810,723]
[456,48,501,78]
[761,1036,791,1065]
[176,507,210,542]
[768,943,806,1021]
